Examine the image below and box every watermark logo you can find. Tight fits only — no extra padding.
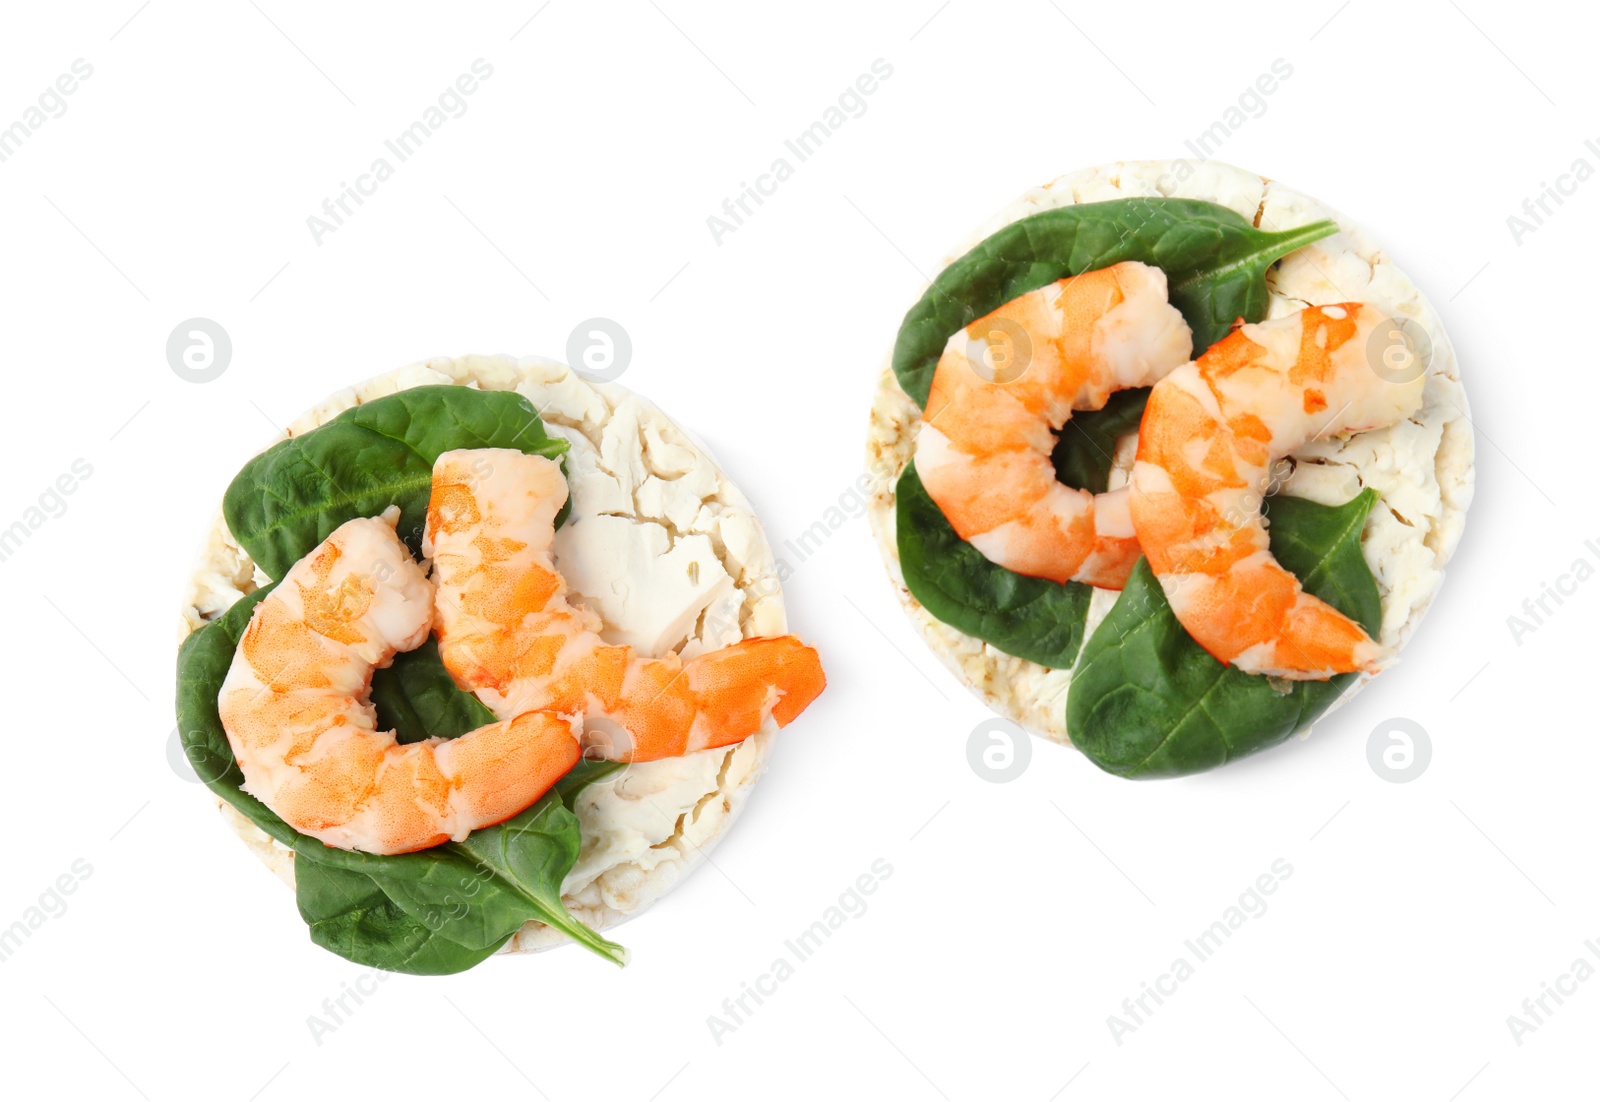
[1366,718,1431,783]
[1365,315,1431,385]
[576,719,637,789]
[168,725,231,784]
[967,718,1031,783]
[962,317,1031,385]
[166,318,231,383]
[567,317,631,383]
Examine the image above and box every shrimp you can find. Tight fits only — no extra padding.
[914,261,1194,588]
[217,512,581,855]
[1128,302,1426,679]
[425,448,826,762]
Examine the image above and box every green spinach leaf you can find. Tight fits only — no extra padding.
[174,586,624,974]
[1051,387,1149,495]
[892,198,1337,407]
[293,790,623,972]
[371,639,497,745]
[294,859,502,975]
[895,463,1091,669]
[174,584,298,845]
[1066,490,1380,779]
[224,386,569,581]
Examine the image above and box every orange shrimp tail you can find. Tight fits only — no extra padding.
[1280,601,1380,676]
[692,636,827,731]
[1152,559,1376,678]
[617,637,826,763]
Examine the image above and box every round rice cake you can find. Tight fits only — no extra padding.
[865,160,1475,746]
[179,355,789,954]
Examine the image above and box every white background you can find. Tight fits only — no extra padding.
[0,1,1592,1099]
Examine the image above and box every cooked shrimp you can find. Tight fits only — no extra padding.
[914,261,1194,588]
[217,512,581,855]
[1129,302,1426,679]
[425,448,826,761]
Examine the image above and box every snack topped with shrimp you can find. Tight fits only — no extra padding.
[867,161,1472,778]
[178,358,826,973]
